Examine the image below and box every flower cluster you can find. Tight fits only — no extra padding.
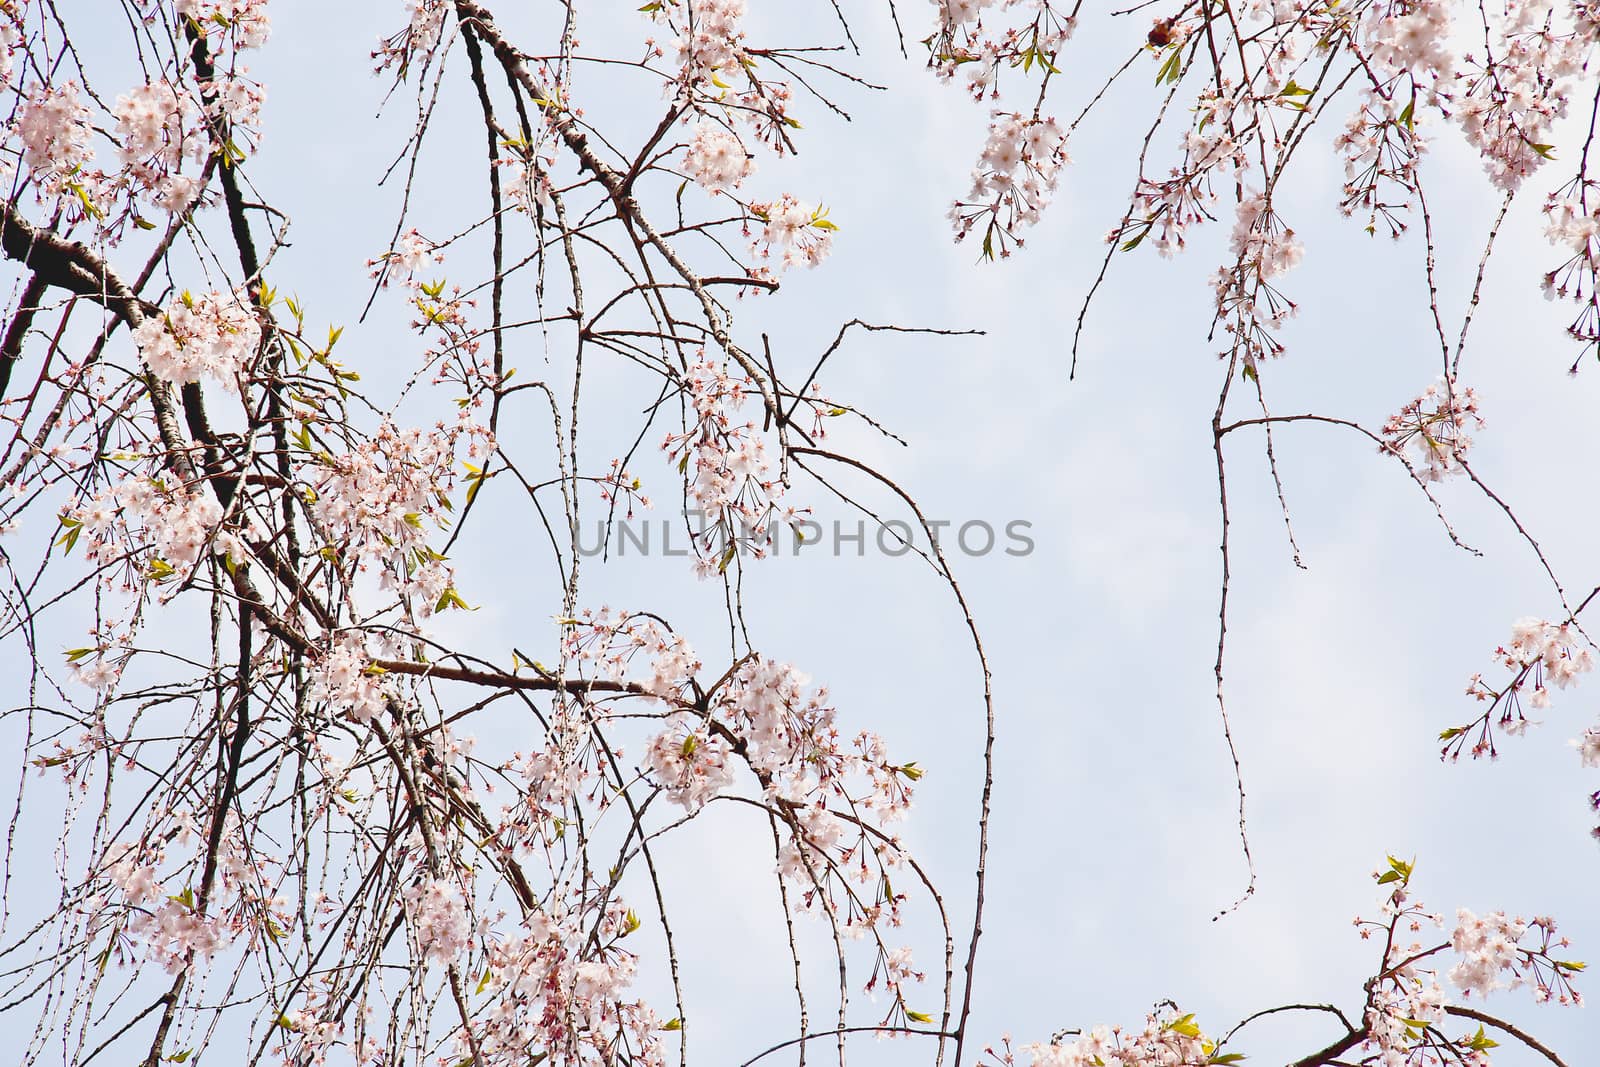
[270,982,346,1063]
[1335,89,1425,237]
[1110,85,1254,260]
[925,0,1078,100]
[1453,2,1592,194]
[16,82,96,201]
[176,0,272,51]
[370,227,444,284]
[1541,180,1600,366]
[1380,377,1484,482]
[562,607,702,699]
[308,414,491,617]
[999,860,1582,1067]
[746,194,836,275]
[644,714,735,811]
[104,850,224,974]
[1355,857,1581,1064]
[1212,193,1302,366]
[174,0,271,145]
[402,875,474,964]
[114,81,208,212]
[661,357,789,570]
[375,0,448,72]
[369,234,491,370]
[1483,617,1591,715]
[96,818,291,977]
[1449,908,1564,999]
[557,610,923,1014]
[496,149,557,214]
[671,0,747,86]
[644,0,803,176]
[0,11,19,89]
[62,473,231,582]
[306,632,395,724]
[920,0,1600,379]
[451,900,664,1067]
[1447,616,1600,835]
[596,457,652,519]
[950,112,1068,257]
[1448,616,1593,767]
[133,289,263,388]
[6,0,273,230]
[642,0,831,275]
[1361,0,1454,83]
[682,119,754,191]
[994,1008,1215,1067]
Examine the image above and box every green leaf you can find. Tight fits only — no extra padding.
[1156,47,1183,86]
[1376,855,1414,887]
[435,587,471,612]
[66,181,104,220]
[905,1009,935,1024]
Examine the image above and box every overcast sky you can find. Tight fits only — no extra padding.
[8,2,1600,1063]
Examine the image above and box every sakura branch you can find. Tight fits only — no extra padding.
[990,858,1583,1067]
[0,0,1009,1064]
[0,3,1594,1067]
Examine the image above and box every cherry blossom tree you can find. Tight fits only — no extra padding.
[0,2,1593,1066]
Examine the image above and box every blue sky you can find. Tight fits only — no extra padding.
[6,1,1600,1063]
